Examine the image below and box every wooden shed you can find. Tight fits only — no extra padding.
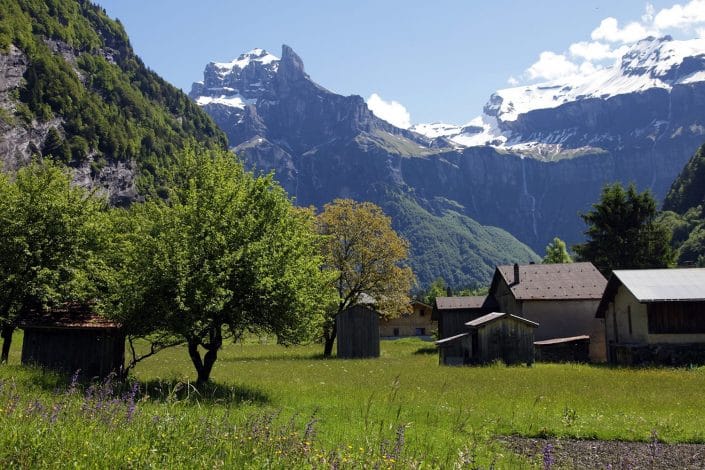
[432,296,497,363]
[19,304,124,378]
[336,305,380,358]
[436,312,538,366]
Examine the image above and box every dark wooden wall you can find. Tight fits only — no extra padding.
[438,310,486,360]
[476,319,534,365]
[21,328,125,378]
[535,338,590,363]
[337,305,380,359]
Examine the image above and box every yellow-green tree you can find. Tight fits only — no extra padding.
[318,199,414,357]
[542,237,573,264]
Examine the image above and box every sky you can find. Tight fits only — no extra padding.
[94,0,705,128]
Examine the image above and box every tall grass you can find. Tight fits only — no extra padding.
[2,333,705,468]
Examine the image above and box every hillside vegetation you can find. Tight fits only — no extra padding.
[662,143,705,265]
[0,0,226,196]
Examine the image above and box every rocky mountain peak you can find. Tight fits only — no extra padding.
[278,44,307,82]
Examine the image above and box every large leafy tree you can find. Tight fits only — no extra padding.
[542,237,573,264]
[318,199,414,357]
[573,183,674,275]
[0,161,105,363]
[108,147,332,384]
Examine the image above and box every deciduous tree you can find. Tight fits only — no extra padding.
[0,161,105,363]
[317,199,414,357]
[542,237,573,264]
[108,147,332,384]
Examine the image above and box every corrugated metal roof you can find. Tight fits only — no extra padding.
[435,332,469,345]
[534,335,590,345]
[613,268,705,302]
[497,262,606,300]
[466,312,539,328]
[435,296,488,310]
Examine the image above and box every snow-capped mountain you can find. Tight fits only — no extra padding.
[413,36,705,158]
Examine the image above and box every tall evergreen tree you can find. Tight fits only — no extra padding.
[573,183,674,275]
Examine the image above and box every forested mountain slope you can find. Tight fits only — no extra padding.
[0,0,226,204]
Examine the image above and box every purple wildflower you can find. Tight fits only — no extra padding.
[543,443,554,470]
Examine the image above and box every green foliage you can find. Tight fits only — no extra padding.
[420,277,448,305]
[1,0,226,194]
[0,160,107,361]
[381,192,540,289]
[664,143,705,215]
[574,183,674,275]
[542,237,573,264]
[105,147,332,383]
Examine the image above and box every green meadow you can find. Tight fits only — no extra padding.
[2,332,705,468]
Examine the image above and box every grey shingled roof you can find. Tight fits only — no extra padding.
[435,296,488,310]
[435,332,469,345]
[496,262,606,300]
[465,312,538,328]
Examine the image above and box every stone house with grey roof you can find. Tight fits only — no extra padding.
[489,262,608,362]
[596,268,705,365]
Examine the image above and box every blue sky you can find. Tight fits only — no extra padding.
[94,1,704,126]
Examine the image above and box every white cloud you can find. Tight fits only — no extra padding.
[569,41,617,61]
[525,51,579,81]
[591,17,653,43]
[507,76,519,86]
[653,0,705,31]
[366,93,411,129]
[642,2,656,23]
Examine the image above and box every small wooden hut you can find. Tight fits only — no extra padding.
[467,312,538,365]
[436,312,538,366]
[337,305,380,358]
[19,303,124,378]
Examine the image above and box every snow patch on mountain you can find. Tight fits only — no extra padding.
[212,48,279,75]
[195,94,256,109]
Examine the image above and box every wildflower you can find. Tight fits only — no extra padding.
[543,443,554,470]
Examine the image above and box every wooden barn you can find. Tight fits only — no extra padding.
[436,312,537,365]
[336,305,380,358]
[596,268,705,365]
[432,295,496,361]
[489,262,607,362]
[379,300,435,338]
[534,335,591,363]
[19,304,124,378]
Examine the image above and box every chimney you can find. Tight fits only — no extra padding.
[513,263,520,284]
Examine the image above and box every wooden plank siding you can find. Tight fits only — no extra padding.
[647,302,705,334]
[337,305,380,358]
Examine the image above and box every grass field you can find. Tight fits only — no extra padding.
[2,331,705,468]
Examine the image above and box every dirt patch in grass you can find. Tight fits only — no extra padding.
[498,436,705,469]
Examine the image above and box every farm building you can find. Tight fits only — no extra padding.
[436,312,538,365]
[596,268,705,365]
[432,296,497,363]
[19,303,124,378]
[534,335,591,363]
[337,305,380,358]
[380,300,435,337]
[489,262,607,362]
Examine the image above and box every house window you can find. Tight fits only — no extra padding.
[627,305,632,336]
[393,328,400,336]
[420,310,425,317]
[648,302,705,334]
[415,328,426,336]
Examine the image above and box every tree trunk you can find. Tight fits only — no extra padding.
[323,318,337,357]
[187,325,223,386]
[1,325,13,364]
